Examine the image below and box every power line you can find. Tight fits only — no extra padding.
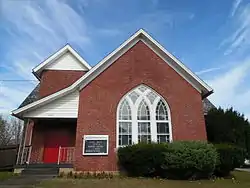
[0,80,37,82]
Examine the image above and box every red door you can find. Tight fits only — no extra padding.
[43,132,69,163]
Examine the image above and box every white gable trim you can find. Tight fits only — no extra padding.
[12,29,213,117]
[33,44,91,78]
[77,29,213,93]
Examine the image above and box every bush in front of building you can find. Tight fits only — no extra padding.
[161,141,218,179]
[117,143,168,177]
[118,141,218,179]
[214,144,245,177]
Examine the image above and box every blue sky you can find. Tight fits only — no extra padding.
[0,0,250,118]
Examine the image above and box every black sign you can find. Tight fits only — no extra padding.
[84,139,108,154]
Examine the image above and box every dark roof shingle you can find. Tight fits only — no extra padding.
[19,84,40,108]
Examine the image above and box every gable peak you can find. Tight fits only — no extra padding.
[32,44,91,79]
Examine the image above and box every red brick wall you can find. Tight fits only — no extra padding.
[39,70,86,98]
[75,41,206,172]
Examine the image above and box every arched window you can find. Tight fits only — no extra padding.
[156,99,170,143]
[118,99,132,146]
[117,85,172,147]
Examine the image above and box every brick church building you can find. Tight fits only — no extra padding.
[13,29,214,173]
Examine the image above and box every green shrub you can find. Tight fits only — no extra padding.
[118,141,218,179]
[162,141,218,179]
[118,143,168,177]
[214,144,245,177]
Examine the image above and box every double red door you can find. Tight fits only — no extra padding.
[43,131,69,163]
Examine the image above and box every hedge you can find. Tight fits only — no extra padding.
[162,141,218,179]
[118,143,168,177]
[214,144,245,176]
[118,141,218,179]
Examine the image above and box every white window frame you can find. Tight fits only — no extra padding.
[155,99,171,143]
[116,84,173,148]
[118,99,133,146]
[137,99,151,143]
[83,135,109,155]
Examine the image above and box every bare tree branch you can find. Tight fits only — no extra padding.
[0,115,23,146]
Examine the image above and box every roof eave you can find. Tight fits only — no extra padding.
[32,69,41,80]
[202,89,214,99]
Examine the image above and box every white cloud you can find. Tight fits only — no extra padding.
[0,0,92,115]
[231,0,242,17]
[0,0,92,72]
[0,81,35,114]
[222,2,250,55]
[195,66,224,75]
[206,58,250,119]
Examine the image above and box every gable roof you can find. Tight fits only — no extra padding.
[12,29,213,118]
[33,44,91,79]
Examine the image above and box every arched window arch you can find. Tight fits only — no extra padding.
[117,85,172,147]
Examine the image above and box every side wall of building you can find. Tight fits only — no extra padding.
[75,41,206,172]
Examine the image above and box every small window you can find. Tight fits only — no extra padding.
[119,100,131,120]
[156,99,168,120]
[137,100,150,120]
[137,100,151,143]
[119,122,132,146]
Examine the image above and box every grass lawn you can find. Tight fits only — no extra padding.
[0,171,14,181]
[37,171,250,188]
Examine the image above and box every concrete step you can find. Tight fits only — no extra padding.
[22,168,58,174]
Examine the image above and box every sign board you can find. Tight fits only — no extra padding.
[83,135,109,155]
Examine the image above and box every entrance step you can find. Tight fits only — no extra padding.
[21,165,59,176]
[2,164,73,187]
[21,167,59,175]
